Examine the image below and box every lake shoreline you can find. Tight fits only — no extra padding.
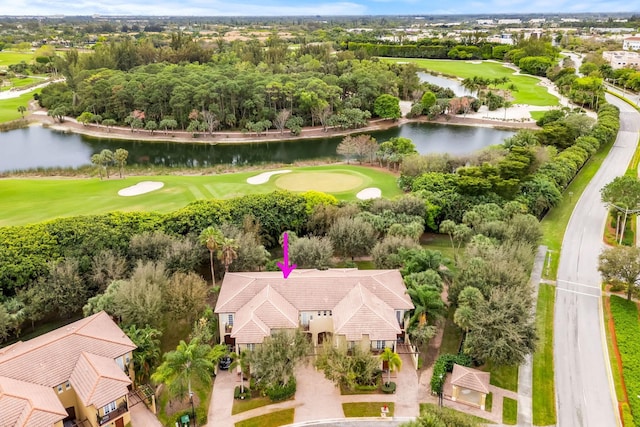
[25,108,537,145]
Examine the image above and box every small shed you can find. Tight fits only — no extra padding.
[450,364,491,410]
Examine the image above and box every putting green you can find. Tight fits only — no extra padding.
[275,172,364,192]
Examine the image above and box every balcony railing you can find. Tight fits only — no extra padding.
[97,402,128,426]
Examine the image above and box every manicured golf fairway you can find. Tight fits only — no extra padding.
[0,92,34,122]
[382,58,559,107]
[0,165,402,226]
[0,51,33,67]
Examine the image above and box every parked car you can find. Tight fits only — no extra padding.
[218,355,232,370]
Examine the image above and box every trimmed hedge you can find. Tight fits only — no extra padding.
[382,381,397,394]
[234,386,251,400]
[610,296,640,426]
[430,353,473,394]
[264,379,296,401]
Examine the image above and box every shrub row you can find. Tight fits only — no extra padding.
[610,296,640,426]
[520,104,620,217]
[430,353,473,394]
[0,191,337,295]
[234,386,251,400]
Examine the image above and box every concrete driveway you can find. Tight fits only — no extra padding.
[293,360,344,422]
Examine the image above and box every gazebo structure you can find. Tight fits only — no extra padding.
[450,364,491,410]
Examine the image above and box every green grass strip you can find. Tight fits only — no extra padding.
[234,408,294,427]
[232,397,273,415]
[603,296,626,401]
[532,283,556,425]
[342,402,394,417]
[419,403,494,424]
[482,360,518,393]
[502,397,518,425]
[610,296,640,426]
[541,137,616,280]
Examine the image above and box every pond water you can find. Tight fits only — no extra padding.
[0,123,515,173]
[418,71,473,97]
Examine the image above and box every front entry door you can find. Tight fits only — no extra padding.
[115,417,124,427]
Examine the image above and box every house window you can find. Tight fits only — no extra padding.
[375,340,385,350]
[246,343,255,351]
[57,385,63,394]
[125,354,130,365]
[65,381,71,390]
[228,314,234,326]
[103,401,117,415]
[116,356,125,371]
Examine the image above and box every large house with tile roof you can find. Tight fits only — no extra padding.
[0,311,136,427]
[214,269,414,354]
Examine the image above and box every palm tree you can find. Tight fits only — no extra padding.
[199,226,223,285]
[17,106,26,118]
[91,153,103,180]
[151,339,223,399]
[114,148,128,179]
[125,324,162,385]
[407,286,446,328]
[379,347,402,385]
[218,237,239,273]
[230,350,250,393]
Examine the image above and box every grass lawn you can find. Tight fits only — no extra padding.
[485,392,493,412]
[481,361,518,392]
[439,308,463,356]
[0,165,402,226]
[603,296,626,402]
[0,91,34,123]
[157,376,211,427]
[342,402,394,417]
[380,58,558,107]
[419,403,494,424]
[529,111,546,121]
[0,51,33,67]
[0,76,41,91]
[532,283,556,425]
[420,233,456,265]
[540,136,616,279]
[234,408,294,427]
[502,397,518,425]
[232,396,272,415]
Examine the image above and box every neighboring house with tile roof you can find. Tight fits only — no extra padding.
[215,269,414,354]
[0,311,136,427]
[450,364,491,410]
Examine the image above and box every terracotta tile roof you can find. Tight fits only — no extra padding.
[70,352,131,408]
[625,36,640,41]
[235,285,298,329]
[0,311,136,388]
[451,364,491,394]
[333,284,401,341]
[231,314,271,344]
[0,376,67,427]
[216,269,413,314]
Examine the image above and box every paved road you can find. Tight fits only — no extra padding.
[554,93,640,427]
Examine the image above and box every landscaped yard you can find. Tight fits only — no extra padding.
[234,408,294,427]
[481,361,518,393]
[0,165,402,226]
[232,396,273,415]
[532,283,556,425]
[380,58,559,107]
[419,403,493,424]
[342,402,394,417]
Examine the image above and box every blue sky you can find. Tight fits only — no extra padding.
[1,0,637,16]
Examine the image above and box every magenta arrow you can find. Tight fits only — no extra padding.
[277,232,297,279]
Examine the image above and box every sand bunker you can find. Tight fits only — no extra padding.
[118,181,165,196]
[247,170,292,185]
[356,187,382,200]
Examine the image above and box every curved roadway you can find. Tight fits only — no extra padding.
[554,93,640,426]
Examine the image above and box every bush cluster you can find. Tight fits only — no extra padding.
[381,381,397,394]
[430,353,473,394]
[234,386,251,400]
[264,379,296,401]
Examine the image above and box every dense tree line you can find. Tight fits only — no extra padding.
[37,39,425,132]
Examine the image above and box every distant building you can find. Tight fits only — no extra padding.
[487,33,514,45]
[476,19,494,25]
[602,51,640,69]
[497,19,521,25]
[623,37,640,51]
